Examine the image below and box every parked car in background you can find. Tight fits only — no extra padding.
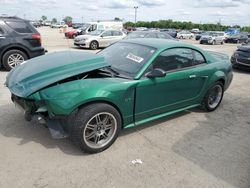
[74,30,126,49]
[160,29,177,38]
[72,23,84,29]
[125,31,175,40]
[195,31,206,40]
[43,21,51,26]
[216,31,229,40]
[65,24,91,39]
[5,39,233,153]
[0,16,45,70]
[176,30,194,39]
[231,42,250,70]
[31,21,42,28]
[200,32,224,45]
[225,34,249,43]
[51,21,67,28]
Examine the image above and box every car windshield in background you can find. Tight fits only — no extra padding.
[80,24,90,30]
[98,42,156,78]
[126,33,147,39]
[90,30,104,36]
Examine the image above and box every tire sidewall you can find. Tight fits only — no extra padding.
[71,103,122,153]
[203,82,224,111]
[2,50,27,71]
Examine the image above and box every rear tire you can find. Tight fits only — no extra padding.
[202,82,224,112]
[2,49,28,71]
[70,103,122,153]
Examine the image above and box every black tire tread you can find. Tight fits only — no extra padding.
[70,103,121,153]
[202,81,224,112]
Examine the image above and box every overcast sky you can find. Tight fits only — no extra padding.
[1,0,250,26]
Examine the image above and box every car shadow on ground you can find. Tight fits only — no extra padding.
[0,104,86,156]
[172,93,250,188]
[233,68,250,74]
[0,103,190,156]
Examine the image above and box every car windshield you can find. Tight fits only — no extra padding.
[90,30,104,36]
[126,32,147,39]
[98,42,156,78]
[80,24,91,30]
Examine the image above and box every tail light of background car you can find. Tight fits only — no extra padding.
[32,34,41,44]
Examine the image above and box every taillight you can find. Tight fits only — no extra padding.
[32,34,41,44]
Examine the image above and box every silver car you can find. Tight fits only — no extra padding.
[200,32,224,45]
[74,30,126,50]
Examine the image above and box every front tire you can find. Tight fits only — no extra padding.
[89,41,99,50]
[70,103,122,153]
[202,82,224,112]
[2,49,28,71]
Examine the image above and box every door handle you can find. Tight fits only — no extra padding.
[0,36,5,39]
[189,75,196,79]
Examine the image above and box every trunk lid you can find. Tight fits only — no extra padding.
[5,51,109,97]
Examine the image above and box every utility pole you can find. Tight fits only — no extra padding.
[134,6,138,27]
[82,16,83,24]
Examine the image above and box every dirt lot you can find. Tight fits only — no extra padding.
[0,27,249,188]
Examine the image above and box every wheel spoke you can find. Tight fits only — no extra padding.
[96,115,101,124]
[86,124,96,130]
[105,123,112,130]
[103,115,110,124]
[86,131,96,140]
[94,135,100,144]
[103,132,108,139]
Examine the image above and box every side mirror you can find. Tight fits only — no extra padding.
[146,68,166,78]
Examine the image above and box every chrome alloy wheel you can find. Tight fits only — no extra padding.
[83,112,117,149]
[7,53,24,68]
[207,85,223,109]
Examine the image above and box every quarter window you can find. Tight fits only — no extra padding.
[193,50,206,65]
[6,21,33,33]
[151,48,194,72]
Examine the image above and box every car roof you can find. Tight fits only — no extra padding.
[0,16,25,22]
[121,38,197,50]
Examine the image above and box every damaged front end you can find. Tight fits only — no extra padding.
[11,93,70,139]
[6,50,112,139]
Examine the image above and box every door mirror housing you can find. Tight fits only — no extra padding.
[146,68,166,78]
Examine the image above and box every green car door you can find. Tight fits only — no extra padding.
[135,48,208,122]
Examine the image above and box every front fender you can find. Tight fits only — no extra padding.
[38,79,137,125]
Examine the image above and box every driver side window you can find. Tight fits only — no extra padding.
[151,48,194,72]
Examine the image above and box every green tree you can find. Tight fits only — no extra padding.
[114,17,122,21]
[52,18,57,24]
[63,16,73,24]
[41,15,47,21]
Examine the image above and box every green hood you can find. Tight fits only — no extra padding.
[5,51,110,97]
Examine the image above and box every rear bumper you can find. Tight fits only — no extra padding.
[28,48,46,58]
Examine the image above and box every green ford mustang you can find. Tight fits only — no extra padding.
[5,39,233,153]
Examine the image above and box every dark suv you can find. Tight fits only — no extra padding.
[0,16,45,70]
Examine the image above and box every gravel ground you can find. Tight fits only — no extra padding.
[0,27,249,188]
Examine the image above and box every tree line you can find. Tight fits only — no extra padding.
[124,19,250,32]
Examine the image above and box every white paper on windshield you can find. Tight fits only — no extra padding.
[126,53,144,63]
